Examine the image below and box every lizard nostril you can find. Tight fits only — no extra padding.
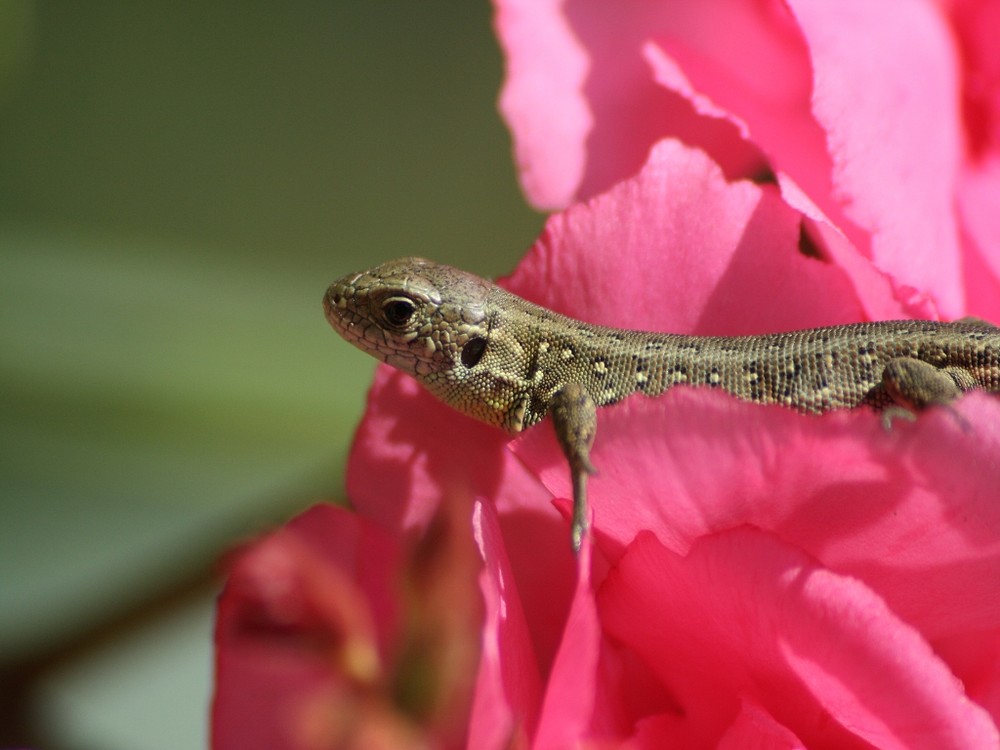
[323,287,344,319]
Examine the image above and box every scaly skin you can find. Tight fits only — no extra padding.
[325,257,1000,550]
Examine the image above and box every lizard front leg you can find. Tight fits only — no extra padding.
[550,383,597,553]
[880,357,975,428]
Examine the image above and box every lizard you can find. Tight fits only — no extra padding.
[324,257,1000,551]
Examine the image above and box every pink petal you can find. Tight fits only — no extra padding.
[716,702,806,750]
[468,498,542,749]
[958,156,1000,321]
[640,41,768,185]
[213,505,399,750]
[640,30,936,322]
[532,535,601,749]
[643,2,967,314]
[501,139,878,336]
[599,528,999,749]
[346,367,509,535]
[788,0,965,316]
[494,1,778,208]
[515,389,1000,641]
[347,367,579,677]
[947,0,1000,160]
[493,0,591,209]
[787,198,929,321]
[641,4,829,205]
[496,0,973,317]
[933,627,1000,728]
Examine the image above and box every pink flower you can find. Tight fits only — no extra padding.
[495,0,1000,321]
[214,140,1000,746]
[213,501,486,750]
[214,1,1000,747]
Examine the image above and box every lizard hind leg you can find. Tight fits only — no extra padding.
[880,357,971,430]
[549,383,598,553]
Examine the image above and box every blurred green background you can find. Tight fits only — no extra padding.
[0,2,541,747]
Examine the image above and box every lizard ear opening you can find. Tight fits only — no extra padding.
[461,336,487,368]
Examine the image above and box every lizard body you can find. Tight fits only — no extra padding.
[325,257,1000,550]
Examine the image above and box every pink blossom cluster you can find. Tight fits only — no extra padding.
[213,1,1000,747]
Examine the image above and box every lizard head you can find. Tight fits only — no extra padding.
[324,257,495,380]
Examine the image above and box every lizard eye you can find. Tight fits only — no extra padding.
[381,297,417,328]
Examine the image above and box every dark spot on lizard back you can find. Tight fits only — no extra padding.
[781,362,801,379]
